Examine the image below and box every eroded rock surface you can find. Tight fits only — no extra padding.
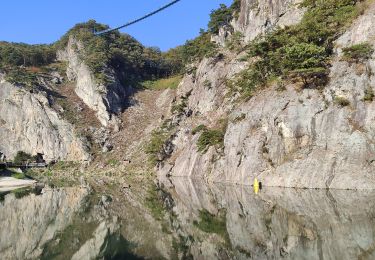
[232,0,305,43]
[159,1,375,189]
[0,76,89,162]
[57,37,130,128]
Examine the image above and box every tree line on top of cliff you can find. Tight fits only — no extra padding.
[0,0,241,88]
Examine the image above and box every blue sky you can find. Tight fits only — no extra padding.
[0,0,233,51]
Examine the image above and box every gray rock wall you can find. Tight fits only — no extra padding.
[159,1,375,189]
[0,76,89,162]
[232,0,304,43]
[57,37,129,128]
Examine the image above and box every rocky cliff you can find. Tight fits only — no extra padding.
[0,74,89,162]
[158,0,375,189]
[232,0,305,43]
[57,37,129,128]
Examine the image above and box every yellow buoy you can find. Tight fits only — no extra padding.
[253,178,259,194]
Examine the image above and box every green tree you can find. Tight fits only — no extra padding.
[208,4,233,34]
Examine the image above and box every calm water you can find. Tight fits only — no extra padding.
[1,178,375,259]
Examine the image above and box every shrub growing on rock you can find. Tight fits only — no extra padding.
[343,43,374,62]
[13,151,35,164]
[192,124,207,135]
[334,96,350,107]
[197,129,225,153]
[145,129,171,165]
[233,0,364,98]
[363,87,375,102]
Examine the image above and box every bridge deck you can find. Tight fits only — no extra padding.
[0,162,47,168]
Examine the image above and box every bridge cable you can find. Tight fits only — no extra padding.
[95,0,182,35]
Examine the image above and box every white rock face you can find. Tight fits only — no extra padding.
[57,37,129,128]
[232,0,304,43]
[159,2,375,189]
[0,187,89,259]
[0,77,89,162]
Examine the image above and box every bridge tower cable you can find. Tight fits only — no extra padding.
[95,0,182,36]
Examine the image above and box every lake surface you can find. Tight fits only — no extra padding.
[1,178,375,259]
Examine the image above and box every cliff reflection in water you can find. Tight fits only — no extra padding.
[1,180,375,259]
[161,177,375,259]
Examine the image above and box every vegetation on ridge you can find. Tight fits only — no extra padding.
[231,0,367,98]
[208,0,241,34]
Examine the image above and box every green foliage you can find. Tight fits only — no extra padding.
[107,159,119,167]
[172,235,191,256]
[12,187,33,199]
[56,20,179,85]
[145,185,166,221]
[208,4,234,34]
[50,161,78,170]
[234,0,363,97]
[289,67,329,88]
[171,97,188,114]
[208,1,242,34]
[334,96,350,107]
[13,151,35,164]
[193,209,229,242]
[11,171,26,179]
[163,30,220,68]
[364,87,374,102]
[182,32,218,62]
[192,124,207,135]
[343,42,374,62]
[0,41,55,68]
[196,118,227,153]
[232,113,246,123]
[140,75,182,90]
[161,0,241,69]
[280,43,327,71]
[4,68,39,89]
[203,79,212,88]
[197,129,225,153]
[145,128,171,165]
[226,32,244,52]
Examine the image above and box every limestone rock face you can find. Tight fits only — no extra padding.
[159,2,375,189]
[0,76,90,162]
[232,0,304,43]
[57,37,130,128]
[0,187,89,259]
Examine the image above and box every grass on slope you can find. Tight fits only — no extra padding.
[140,75,182,90]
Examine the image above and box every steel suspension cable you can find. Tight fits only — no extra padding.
[95,0,182,35]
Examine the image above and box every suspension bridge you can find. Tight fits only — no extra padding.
[95,0,182,35]
[0,162,47,170]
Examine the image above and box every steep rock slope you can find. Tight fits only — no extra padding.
[0,74,90,162]
[57,37,129,128]
[158,1,375,189]
[232,0,304,43]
